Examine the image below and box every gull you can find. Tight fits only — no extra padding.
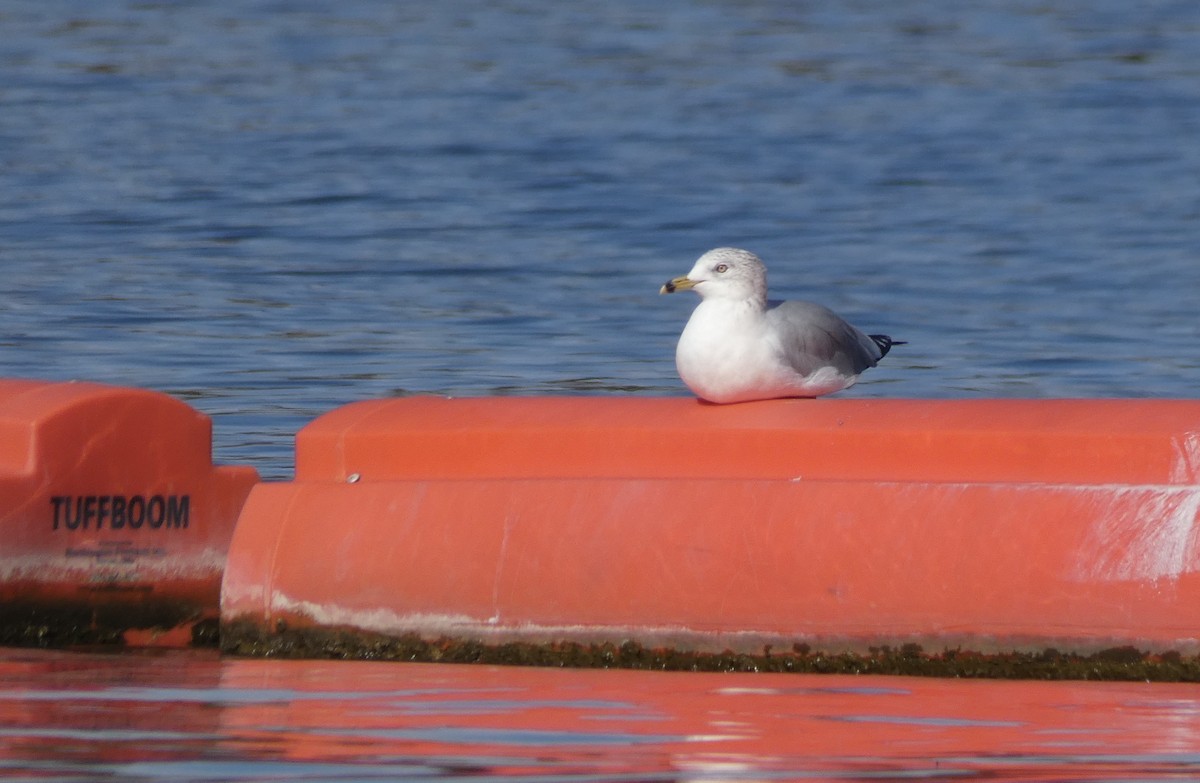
[660,247,903,403]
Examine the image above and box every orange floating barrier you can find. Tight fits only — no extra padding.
[222,397,1200,661]
[0,380,259,647]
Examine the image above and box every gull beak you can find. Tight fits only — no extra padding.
[660,275,697,294]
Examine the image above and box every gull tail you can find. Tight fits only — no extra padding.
[869,334,906,358]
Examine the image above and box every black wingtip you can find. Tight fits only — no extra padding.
[869,334,906,358]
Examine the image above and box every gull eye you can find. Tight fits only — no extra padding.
[715,263,729,273]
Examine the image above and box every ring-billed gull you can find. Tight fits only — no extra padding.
[660,247,903,403]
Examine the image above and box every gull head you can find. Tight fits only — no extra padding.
[659,247,769,304]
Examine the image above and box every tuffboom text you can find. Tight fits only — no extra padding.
[50,495,190,531]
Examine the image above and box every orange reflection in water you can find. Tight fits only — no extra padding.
[2,648,1200,781]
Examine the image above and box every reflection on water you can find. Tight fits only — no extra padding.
[2,648,1200,781]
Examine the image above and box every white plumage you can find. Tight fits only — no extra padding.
[660,248,901,403]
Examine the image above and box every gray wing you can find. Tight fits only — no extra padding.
[764,300,883,376]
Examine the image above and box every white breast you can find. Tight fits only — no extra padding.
[675,300,858,403]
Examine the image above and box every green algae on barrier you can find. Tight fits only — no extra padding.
[0,601,218,649]
[219,621,1200,682]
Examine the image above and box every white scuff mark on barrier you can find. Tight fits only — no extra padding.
[268,590,717,649]
[1076,485,1200,583]
[0,547,228,583]
[270,592,483,637]
[489,513,516,625]
[1171,433,1200,484]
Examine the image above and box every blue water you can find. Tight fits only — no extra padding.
[3,3,1200,778]
[3,1,1199,479]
